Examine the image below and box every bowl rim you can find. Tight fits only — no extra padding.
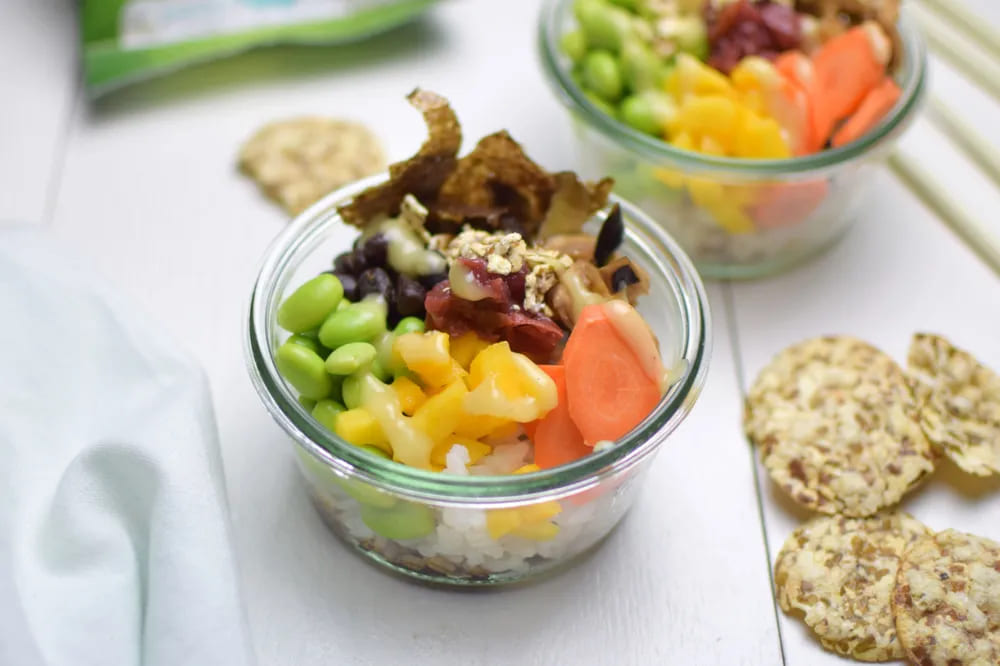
[537,0,928,177]
[245,173,712,505]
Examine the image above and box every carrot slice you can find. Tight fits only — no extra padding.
[831,77,901,148]
[810,26,887,145]
[562,304,661,445]
[774,51,813,92]
[749,179,830,229]
[530,365,590,469]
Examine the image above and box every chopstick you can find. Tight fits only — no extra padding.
[926,97,1000,188]
[916,0,1000,64]
[910,2,1000,104]
[889,152,1000,278]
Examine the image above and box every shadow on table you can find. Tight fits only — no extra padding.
[88,16,450,116]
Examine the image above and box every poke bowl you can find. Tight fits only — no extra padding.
[245,91,710,586]
[538,0,927,279]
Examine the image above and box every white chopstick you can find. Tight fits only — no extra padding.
[889,151,1000,278]
[910,2,1000,104]
[916,0,1000,64]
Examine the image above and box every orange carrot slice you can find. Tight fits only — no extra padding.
[530,365,590,469]
[562,304,661,445]
[810,26,887,145]
[831,77,901,148]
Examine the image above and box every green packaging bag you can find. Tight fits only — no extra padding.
[81,0,438,96]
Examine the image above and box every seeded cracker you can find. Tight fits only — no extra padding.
[774,511,929,661]
[907,333,1000,477]
[239,118,386,215]
[745,336,936,516]
[893,529,1000,666]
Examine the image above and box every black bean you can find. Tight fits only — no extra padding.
[594,204,624,267]
[394,275,427,318]
[611,265,640,293]
[333,248,367,275]
[419,271,448,290]
[357,267,394,302]
[361,233,388,268]
[331,271,359,301]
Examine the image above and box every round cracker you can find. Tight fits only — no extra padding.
[774,511,930,661]
[907,333,1000,477]
[746,336,936,517]
[238,117,385,215]
[893,529,1000,666]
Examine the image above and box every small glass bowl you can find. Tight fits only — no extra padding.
[245,174,711,586]
[538,0,927,279]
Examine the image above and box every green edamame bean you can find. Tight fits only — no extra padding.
[288,333,322,355]
[393,316,425,336]
[360,501,435,540]
[560,30,587,62]
[608,0,637,9]
[620,40,662,93]
[312,399,346,431]
[582,50,624,102]
[275,342,333,400]
[324,342,377,375]
[336,298,351,311]
[298,396,317,411]
[620,95,660,135]
[341,373,363,409]
[575,0,634,53]
[317,301,387,349]
[369,357,391,383]
[277,273,344,333]
[360,444,390,459]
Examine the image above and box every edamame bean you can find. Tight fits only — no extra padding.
[359,501,435,540]
[620,95,661,135]
[341,373,363,409]
[298,396,317,411]
[277,273,344,333]
[311,399,346,431]
[288,333,322,354]
[317,301,387,349]
[275,342,333,400]
[582,50,623,102]
[370,357,391,383]
[324,342,377,375]
[559,29,587,62]
[393,316,425,336]
[620,40,662,92]
[575,0,634,53]
[584,90,619,118]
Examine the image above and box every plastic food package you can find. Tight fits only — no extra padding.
[80,0,438,95]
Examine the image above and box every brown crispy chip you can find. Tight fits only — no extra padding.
[893,529,1000,666]
[338,89,462,227]
[907,333,1000,477]
[536,173,614,241]
[774,511,930,661]
[437,131,558,237]
[745,336,936,517]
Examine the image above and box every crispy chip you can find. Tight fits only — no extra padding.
[437,131,557,235]
[338,89,461,227]
[775,511,930,661]
[537,173,614,240]
[893,529,1000,666]
[907,333,1000,477]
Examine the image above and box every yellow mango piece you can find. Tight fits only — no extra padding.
[740,88,767,115]
[514,464,541,474]
[653,166,685,190]
[734,111,791,159]
[671,131,696,152]
[391,376,425,415]
[677,96,738,151]
[465,342,558,422]
[510,522,560,541]
[674,53,733,98]
[483,421,522,443]
[357,373,433,469]
[706,201,756,235]
[334,408,389,452]
[453,413,512,439]
[394,331,465,388]
[450,332,490,371]
[518,501,562,524]
[699,135,726,156]
[411,380,468,443]
[687,176,726,209]
[486,508,522,539]
[730,56,780,93]
[430,437,492,467]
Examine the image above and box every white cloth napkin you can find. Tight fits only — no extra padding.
[0,227,254,666]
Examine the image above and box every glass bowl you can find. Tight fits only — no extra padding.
[245,174,711,586]
[538,0,927,279]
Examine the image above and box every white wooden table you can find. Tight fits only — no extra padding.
[4,1,999,664]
